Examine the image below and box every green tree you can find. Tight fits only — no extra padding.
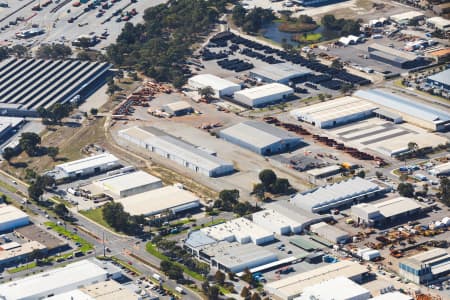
[440,177,450,207]
[241,286,250,298]
[28,184,44,201]
[10,45,28,58]
[0,46,9,61]
[214,270,225,284]
[90,108,99,116]
[47,146,59,161]
[251,293,262,300]
[233,202,249,216]
[331,59,344,70]
[198,86,214,99]
[19,132,41,156]
[271,178,291,194]
[252,183,265,201]
[208,285,220,300]
[54,203,69,218]
[259,169,277,189]
[356,170,366,178]
[232,5,246,26]
[2,147,17,162]
[375,171,383,179]
[398,182,414,198]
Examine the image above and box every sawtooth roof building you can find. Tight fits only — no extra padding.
[291,177,387,213]
[219,121,303,155]
[119,126,234,177]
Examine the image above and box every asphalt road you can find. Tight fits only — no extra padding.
[0,172,201,300]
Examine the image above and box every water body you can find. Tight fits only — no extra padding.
[262,22,337,46]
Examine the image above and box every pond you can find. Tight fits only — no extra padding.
[261,21,338,46]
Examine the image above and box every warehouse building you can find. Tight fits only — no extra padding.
[93,171,163,198]
[162,101,194,116]
[116,185,200,217]
[15,224,69,254]
[0,117,24,141]
[399,248,450,284]
[52,153,121,180]
[233,83,293,107]
[291,177,386,213]
[290,96,377,128]
[310,222,350,244]
[198,241,278,273]
[53,280,141,300]
[390,11,425,25]
[296,276,371,300]
[351,197,423,227]
[429,162,450,177]
[427,17,450,32]
[427,68,450,93]
[201,217,274,245]
[219,121,303,155]
[252,201,328,235]
[0,58,111,117]
[306,165,342,181]
[372,292,412,300]
[0,204,30,232]
[265,260,369,300]
[0,259,121,300]
[249,63,310,84]
[433,2,450,15]
[0,241,46,267]
[367,44,428,69]
[354,89,450,131]
[188,74,241,98]
[119,126,234,177]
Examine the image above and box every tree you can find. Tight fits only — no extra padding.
[115,69,124,82]
[90,108,99,116]
[208,285,220,300]
[356,170,366,178]
[217,189,240,211]
[232,4,246,27]
[271,178,291,194]
[28,183,44,201]
[54,203,69,218]
[198,86,214,100]
[0,46,9,61]
[36,44,72,59]
[19,132,41,156]
[331,59,344,70]
[318,93,325,101]
[375,171,383,179]
[251,293,262,300]
[252,183,265,201]
[2,147,16,162]
[233,202,249,216]
[241,286,250,298]
[398,182,414,198]
[241,268,253,283]
[47,146,59,161]
[407,142,419,155]
[399,173,409,182]
[439,177,450,207]
[259,169,277,189]
[214,270,226,284]
[227,271,235,281]
[10,45,28,58]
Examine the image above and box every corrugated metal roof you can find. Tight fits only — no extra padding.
[251,62,310,82]
[368,43,417,61]
[428,69,450,87]
[354,89,450,124]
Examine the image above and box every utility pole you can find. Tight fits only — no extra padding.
[102,231,105,257]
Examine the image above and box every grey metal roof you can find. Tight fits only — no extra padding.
[373,108,402,120]
[368,43,417,61]
[370,50,410,64]
[292,177,380,211]
[220,121,301,148]
[251,62,310,82]
[184,230,217,249]
[428,69,450,87]
[354,89,450,124]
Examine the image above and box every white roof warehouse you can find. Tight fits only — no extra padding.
[119,126,234,177]
[219,121,303,155]
[188,74,241,98]
[115,185,200,217]
[0,204,30,232]
[234,83,293,107]
[54,153,121,179]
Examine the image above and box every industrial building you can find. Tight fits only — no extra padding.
[306,165,342,181]
[399,248,450,284]
[15,224,69,254]
[93,171,163,198]
[219,121,303,155]
[296,277,371,300]
[290,96,377,128]
[0,241,46,267]
[249,63,310,84]
[351,197,423,227]
[356,248,381,261]
[427,68,450,93]
[115,185,200,217]
[252,201,328,235]
[119,126,234,177]
[0,259,122,300]
[188,74,241,98]
[52,153,121,180]
[427,17,450,32]
[310,222,350,244]
[53,280,141,300]
[0,117,24,141]
[429,162,450,177]
[0,58,111,117]
[265,260,369,300]
[354,89,450,131]
[198,241,278,273]
[233,83,293,107]
[291,177,386,213]
[372,292,412,300]
[367,44,428,69]
[0,204,30,232]
[390,11,425,25]
[200,217,275,245]
[162,101,194,116]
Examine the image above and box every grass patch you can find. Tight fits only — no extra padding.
[278,22,318,33]
[45,221,93,253]
[0,180,18,193]
[146,243,204,281]
[292,32,322,42]
[79,207,116,232]
[7,261,37,274]
[191,218,226,231]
